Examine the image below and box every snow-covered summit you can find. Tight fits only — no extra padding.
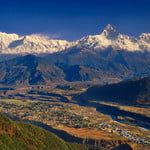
[0,33,76,54]
[0,25,150,54]
[78,24,150,51]
[101,24,119,40]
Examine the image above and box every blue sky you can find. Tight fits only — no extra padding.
[0,0,150,41]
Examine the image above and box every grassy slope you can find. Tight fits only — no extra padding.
[0,113,104,150]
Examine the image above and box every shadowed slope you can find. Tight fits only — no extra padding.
[76,76,150,105]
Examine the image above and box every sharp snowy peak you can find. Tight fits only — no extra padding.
[101,24,119,39]
[0,24,150,54]
[78,24,150,51]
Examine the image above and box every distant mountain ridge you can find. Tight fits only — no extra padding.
[0,55,65,85]
[0,55,121,85]
[47,47,150,81]
[0,51,150,85]
[0,24,150,54]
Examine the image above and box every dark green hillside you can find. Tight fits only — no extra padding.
[77,76,150,105]
[0,113,104,150]
[0,55,65,85]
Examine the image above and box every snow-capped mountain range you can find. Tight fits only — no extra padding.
[0,24,150,54]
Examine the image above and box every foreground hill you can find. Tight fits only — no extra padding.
[0,113,104,150]
[76,76,150,105]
